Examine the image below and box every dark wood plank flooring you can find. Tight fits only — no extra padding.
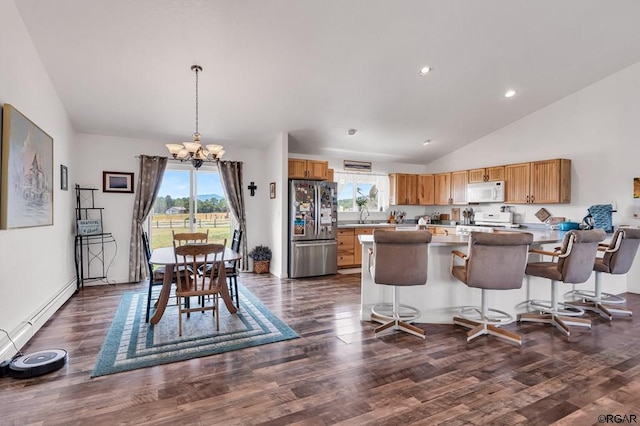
[2,272,640,425]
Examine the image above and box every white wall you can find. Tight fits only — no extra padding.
[426,61,640,291]
[0,0,77,358]
[263,133,288,277]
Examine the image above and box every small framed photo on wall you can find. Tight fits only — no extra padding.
[103,171,134,193]
[270,182,276,199]
[60,165,68,191]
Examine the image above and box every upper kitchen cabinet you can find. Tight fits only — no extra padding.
[389,173,418,205]
[505,159,571,204]
[435,171,468,205]
[326,168,334,182]
[468,166,505,183]
[288,158,329,180]
[451,171,468,204]
[434,173,451,205]
[417,174,435,205]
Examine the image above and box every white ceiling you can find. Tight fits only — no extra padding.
[14,0,640,164]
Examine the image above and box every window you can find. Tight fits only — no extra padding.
[148,164,231,249]
[335,171,389,212]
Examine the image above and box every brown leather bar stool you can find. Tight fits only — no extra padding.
[567,227,640,320]
[519,229,605,337]
[368,230,432,339]
[450,231,533,346]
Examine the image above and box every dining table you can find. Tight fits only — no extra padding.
[148,245,242,324]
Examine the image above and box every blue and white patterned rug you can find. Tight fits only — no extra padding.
[91,284,298,377]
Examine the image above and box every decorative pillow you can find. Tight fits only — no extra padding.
[588,204,613,232]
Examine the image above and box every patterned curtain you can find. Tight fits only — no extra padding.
[128,155,167,282]
[218,161,248,271]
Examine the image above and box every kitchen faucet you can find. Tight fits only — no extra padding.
[359,207,370,224]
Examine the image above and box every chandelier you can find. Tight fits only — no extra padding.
[165,65,225,169]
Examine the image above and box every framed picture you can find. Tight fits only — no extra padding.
[60,164,68,191]
[103,171,134,193]
[270,182,276,199]
[344,160,372,172]
[1,104,54,229]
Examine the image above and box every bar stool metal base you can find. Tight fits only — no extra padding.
[564,275,633,321]
[371,287,425,339]
[453,290,521,346]
[519,280,591,337]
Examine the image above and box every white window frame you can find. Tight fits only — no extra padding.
[335,171,389,212]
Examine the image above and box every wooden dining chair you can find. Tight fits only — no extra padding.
[142,231,165,323]
[226,229,243,308]
[172,230,209,246]
[173,243,226,336]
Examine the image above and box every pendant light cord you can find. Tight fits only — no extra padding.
[195,66,199,136]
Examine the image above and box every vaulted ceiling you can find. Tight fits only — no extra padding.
[14,0,640,164]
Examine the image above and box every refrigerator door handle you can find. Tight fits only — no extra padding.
[293,240,337,247]
[315,184,320,237]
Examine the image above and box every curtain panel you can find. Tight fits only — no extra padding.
[218,161,249,271]
[128,155,167,282]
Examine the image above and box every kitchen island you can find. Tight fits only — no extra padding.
[358,229,627,324]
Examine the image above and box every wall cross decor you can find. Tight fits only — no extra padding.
[247,181,258,196]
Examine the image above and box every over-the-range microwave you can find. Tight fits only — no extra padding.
[467,181,505,203]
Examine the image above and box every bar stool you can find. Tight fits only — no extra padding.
[451,231,533,346]
[369,230,432,339]
[519,229,605,337]
[567,227,640,320]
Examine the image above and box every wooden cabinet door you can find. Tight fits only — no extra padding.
[337,229,355,267]
[306,160,328,180]
[530,159,571,204]
[326,168,334,182]
[505,162,531,204]
[486,166,505,182]
[417,174,435,205]
[390,173,412,205]
[406,174,418,205]
[450,171,468,204]
[434,173,451,205]
[468,168,486,183]
[288,159,307,179]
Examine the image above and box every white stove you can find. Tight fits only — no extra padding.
[456,212,519,235]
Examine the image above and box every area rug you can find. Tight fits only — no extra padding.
[91,283,298,377]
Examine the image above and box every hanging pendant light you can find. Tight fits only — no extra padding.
[166,65,225,169]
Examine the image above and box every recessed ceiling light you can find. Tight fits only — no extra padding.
[419,66,432,76]
[346,128,357,136]
[422,139,432,146]
[504,89,516,98]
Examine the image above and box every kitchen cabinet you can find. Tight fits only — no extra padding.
[434,173,451,205]
[338,228,355,267]
[288,158,328,180]
[451,170,468,204]
[389,173,418,205]
[417,174,435,205]
[326,168,334,182]
[468,166,505,183]
[434,171,467,205]
[505,159,571,204]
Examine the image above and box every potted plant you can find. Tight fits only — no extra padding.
[249,245,272,274]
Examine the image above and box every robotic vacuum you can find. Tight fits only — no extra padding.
[8,349,68,379]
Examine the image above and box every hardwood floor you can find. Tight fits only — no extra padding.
[2,272,640,425]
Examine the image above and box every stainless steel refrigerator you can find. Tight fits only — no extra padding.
[288,179,338,278]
